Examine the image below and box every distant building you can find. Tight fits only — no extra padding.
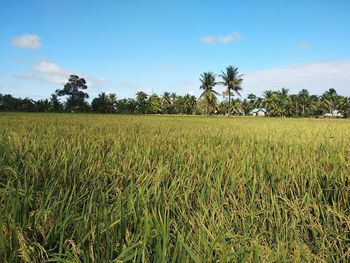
[324,110,343,118]
[250,108,268,116]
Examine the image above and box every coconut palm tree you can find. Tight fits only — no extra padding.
[183,94,197,115]
[338,96,350,117]
[219,66,243,115]
[262,90,278,116]
[161,92,172,114]
[247,93,257,105]
[276,88,289,117]
[321,88,339,113]
[107,93,118,113]
[136,91,149,114]
[298,89,311,116]
[199,72,218,115]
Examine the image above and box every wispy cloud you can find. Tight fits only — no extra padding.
[298,42,310,49]
[23,60,70,84]
[200,32,240,44]
[11,34,42,49]
[16,60,112,89]
[201,36,216,44]
[33,61,67,75]
[243,61,350,96]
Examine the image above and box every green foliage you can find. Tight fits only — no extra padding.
[219,66,243,115]
[91,92,118,113]
[0,114,349,262]
[2,86,350,117]
[199,72,218,115]
[56,75,89,112]
[135,91,149,114]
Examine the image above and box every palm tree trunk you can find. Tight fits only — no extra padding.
[206,104,208,116]
[228,90,231,116]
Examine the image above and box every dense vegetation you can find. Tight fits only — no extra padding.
[3,87,349,117]
[0,114,349,262]
[1,68,350,117]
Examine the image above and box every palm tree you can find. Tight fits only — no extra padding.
[161,92,172,114]
[183,94,197,115]
[92,92,108,113]
[262,90,278,116]
[247,93,257,105]
[338,96,350,117]
[276,88,289,117]
[321,88,339,113]
[149,94,161,114]
[107,93,118,113]
[136,91,149,114]
[289,94,299,116]
[298,89,311,116]
[219,66,243,116]
[199,72,218,116]
[231,99,243,115]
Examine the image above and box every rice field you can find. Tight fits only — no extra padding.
[0,113,349,262]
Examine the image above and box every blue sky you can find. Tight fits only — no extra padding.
[1,0,350,100]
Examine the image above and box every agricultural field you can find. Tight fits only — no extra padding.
[0,113,349,262]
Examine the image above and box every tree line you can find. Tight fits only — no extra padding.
[1,69,350,117]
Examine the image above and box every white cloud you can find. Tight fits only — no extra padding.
[16,60,112,90]
[243,61,350,96]
[12,34,42,49]
[298,42,310,49]
[33,61,67,75]
[201,36,216,44]
[41,74,68,84]
[15,71,67,85]
[30,60,70,84]
[200,32,240,45]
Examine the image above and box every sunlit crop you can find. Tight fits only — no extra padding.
[0,113,349,262]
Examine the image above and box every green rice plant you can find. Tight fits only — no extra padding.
[0,113,349,262]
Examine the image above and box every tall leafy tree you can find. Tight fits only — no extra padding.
[169,93,178,113]
[92,92,118,113]
[19,97,37,112]
[117,98,137,114]
[219,66,243,115]
[241,99,251,115]
[321,88,339,113]
[107,93,118,113]
[247,93,258,106]
[298,89,311,116]
[136,91,149,114]
[56,75,89,112]
[161,92,172,114]
[0,94,20,111]
[199,72,218,115]
[262,90,277,113]
[338,96,350,117]
[182,94,197,115]
[276,88,289,117]
[149,94,162,114]
[36,99,51,112]
[92,92,106,113]
[49,94,63,112]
